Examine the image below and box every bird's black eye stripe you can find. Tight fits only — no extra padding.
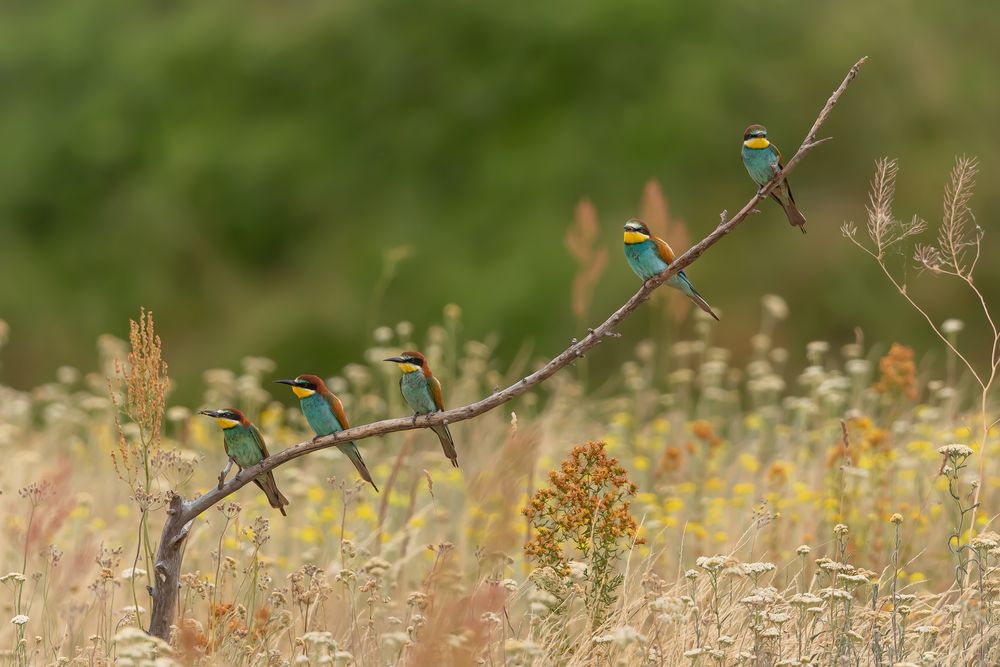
[404,358,421,365]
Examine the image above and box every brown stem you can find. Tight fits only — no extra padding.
[145,56,867,639]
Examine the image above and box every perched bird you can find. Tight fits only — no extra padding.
[383,351,459,467]
[199,408,289,515]
[741,124,807,233]
[623,219,719,321]
[275,374,378,491]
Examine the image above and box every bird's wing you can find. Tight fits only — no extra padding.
[429,375,446,411]
[652,236,676,264]
[325,393,350,429]
[250,423,271,459]
[769,143,785,168]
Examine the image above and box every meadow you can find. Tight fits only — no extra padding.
[1,151,999,666]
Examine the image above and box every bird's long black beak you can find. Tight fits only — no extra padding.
[383,356,406,363]
[199,409,221,418]
[274,379,297,386]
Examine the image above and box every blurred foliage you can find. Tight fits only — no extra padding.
[1,0,999,398]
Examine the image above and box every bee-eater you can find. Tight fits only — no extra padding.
[199,408,290,515]
[623,219,719,321]
[275,374,379,492]
[741,124,806,233]
[383,351,459,467]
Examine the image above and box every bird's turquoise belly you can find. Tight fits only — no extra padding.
[401,373,438,413]
[624,241,668,281]
[742,147,779,186]
[301,394,342,435]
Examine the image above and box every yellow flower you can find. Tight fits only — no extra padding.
[686,522,707,539]
[909,572,926,584]
[705,477,724,492]
[663,497,684,513]
[714,531,728,544]
[115,504,130,519]
[408,516,425,529]
[732,483,755,496]
[307,486,325,503]
[744,413,763,431]
[356,503,377,523]
[632,456,650,472]
[299,526,320,544]
[611,412,632,427]
[636,492,658,507]
[738,453,760,473]
[653,418,671,434]
[955,426,972,439]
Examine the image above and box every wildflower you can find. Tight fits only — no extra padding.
[696,555,728,573]
[741,562,777,577]
[937,443,973,458]
[11,615,29,626]
[942,319,964,334]
[796,545,812,556]
[914,625,939,635]
[684,569,698,580]
[120,567,147,580]
[890,513,904,525]
[874,343,918,400]
[592,626,646,645]
[762,295,789,320]
[833,523,849,537]
[971,532,1000,551]
[789,593,823,607]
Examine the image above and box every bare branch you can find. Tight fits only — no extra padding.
[145,56,869,638]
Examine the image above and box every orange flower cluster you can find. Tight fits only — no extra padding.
[874,343,918,401]
[522,441,639,574]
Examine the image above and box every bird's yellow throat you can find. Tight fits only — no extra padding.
[216,418,240,429]
[623,230,649,245]
[743,137,770,150]
[398,363,421,374]
[292,386,316,398]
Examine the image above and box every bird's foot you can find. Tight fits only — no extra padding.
[411,414,419,427]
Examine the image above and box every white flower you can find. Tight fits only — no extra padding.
[789,593,823,607]
[914,625,939,635]
[762,295,789,320]
[938,443,973,458]
[567,561,588,581]
[500,578,518,592]
[741,562,777,577]
[592,626,645,645]
[120,567,147,580]
[942,319,964,334]
[796,545,812,556]
[695,555,728,573]
[11,615,29,626]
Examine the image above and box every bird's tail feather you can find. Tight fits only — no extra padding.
[431,423,459,468]
[782,201,807,233]
[689,292,720,321]
[341,442,379,492]
[678,273,720,321]
[254,474,290,516]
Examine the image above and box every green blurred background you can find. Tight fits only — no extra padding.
[2,0,999,400]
